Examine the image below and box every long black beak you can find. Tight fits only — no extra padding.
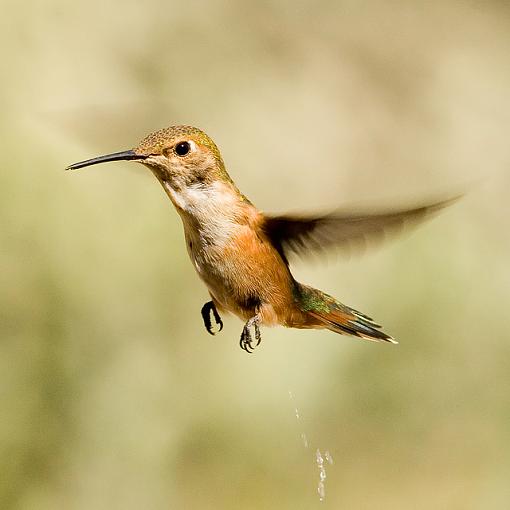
[66,150,146,171]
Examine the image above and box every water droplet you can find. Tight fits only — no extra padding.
[318,481,325,501]
[315,449,330,501]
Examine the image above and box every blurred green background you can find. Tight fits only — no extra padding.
[1,1,510,508]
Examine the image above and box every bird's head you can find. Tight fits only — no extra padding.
[66,125,245,214]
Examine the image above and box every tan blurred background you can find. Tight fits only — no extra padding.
[1,1,510,509]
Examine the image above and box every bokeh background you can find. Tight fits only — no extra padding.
[1,1,510,509]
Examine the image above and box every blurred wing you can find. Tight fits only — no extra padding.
[262,197,459,262]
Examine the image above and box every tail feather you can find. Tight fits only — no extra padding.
[295,283,396,344]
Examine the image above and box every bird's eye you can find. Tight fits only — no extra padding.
[175,141,191,156]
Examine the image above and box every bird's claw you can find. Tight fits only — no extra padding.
[201,301,223,335]
[240,315,261,353]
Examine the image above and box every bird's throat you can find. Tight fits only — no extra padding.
[160,178,235,212]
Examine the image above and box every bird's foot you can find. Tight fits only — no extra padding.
[201,301,223,335]
[240,315,261,353]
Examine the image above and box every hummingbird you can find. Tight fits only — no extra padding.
[67,125,455,353]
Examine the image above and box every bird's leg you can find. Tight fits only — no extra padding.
[240,314,262,353]
[201,301,223,335]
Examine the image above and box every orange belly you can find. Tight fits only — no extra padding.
[189,223,299,326]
